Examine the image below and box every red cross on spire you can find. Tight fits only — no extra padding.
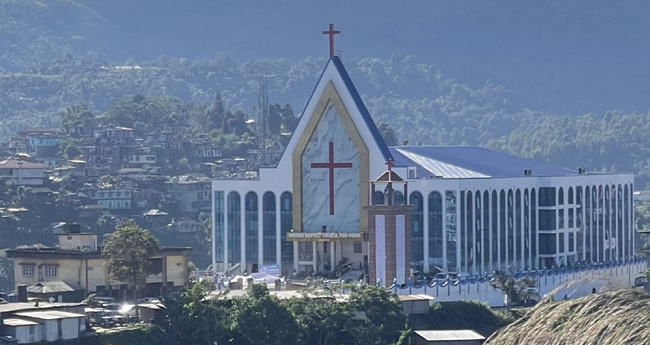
[386,159,394,172]
[323,23,341,57]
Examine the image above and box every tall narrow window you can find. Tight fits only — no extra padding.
[428,192,443,264]
[245,192,258,263]
[559,187,564,205]
[585,186,592,261]
[466,191,473,274]
[598,185,604,262]
[483,191,490,273]
[617,184,623,259]
[524,189,530,269]
[280,192,293,264]
[263,192,276,264]
[410,192,424,273]
[624,185,629,258]
[507,189,514,265]
[568,187,574,204]
[214,191,225,263]
[445,191,457,272]
[500,190,506,268]
[227,192,241,264]
[531,188,537,267]
[515,189,522,268]
[460,191,466,272]
[492,191,498,267]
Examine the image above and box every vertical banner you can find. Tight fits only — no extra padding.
[396,215,406,284]
[375,215,386,285]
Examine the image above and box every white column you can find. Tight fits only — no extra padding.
[456,192,461,273]
[312,242,317,273]
[212,191,217,272]
[293,242,299,272]
[375,215,386,284]
[423,193,430,273]
[520,191,525,270]
[258,196,263,267]
[396,215,406,284]
[330,241,335,269]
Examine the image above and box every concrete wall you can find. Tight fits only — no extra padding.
[390,260,646,307]
[58,234,98,251]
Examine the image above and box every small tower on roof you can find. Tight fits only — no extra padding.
[364,159,414,286]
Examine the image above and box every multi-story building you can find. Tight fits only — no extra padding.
[166,174,211,216]
[7,225,192,298]
[0,159,47,185]
[85,186,135,210]
[211,56,637,282]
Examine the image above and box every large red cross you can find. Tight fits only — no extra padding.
[311,141,352,215]
[322,23,340,57]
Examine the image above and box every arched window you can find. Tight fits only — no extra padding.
[280,192,293,264]
[227,192,241,264]
[604,185,611,261]
[483,191,490,272]
[530,188,537,268]
[559,187,564,205]
[507,189,514,265]
[428,192,443,263]
[466,191,474,274]
[623,183,634,258]
[585,186,592,261]
[499,190,506,268]
[516,189,522,267]
[409,192,424,273]
[263,192,276,264]
[568,187,574,204]
[617,184,623,259]
[524,189,529,269]
[394,191,405,206]
[598,185,604,262]
[214,191,225,263]
[245,192,258,263]
[445,191,457,272]
[491,191,498,267]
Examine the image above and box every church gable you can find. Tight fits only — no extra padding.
[292,80,369,234]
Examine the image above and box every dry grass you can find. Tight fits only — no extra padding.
[485,288,650,345]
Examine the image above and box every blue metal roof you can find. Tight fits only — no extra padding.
[390,146,576,178]
[330,57,393,162]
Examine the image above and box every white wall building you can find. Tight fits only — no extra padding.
[211,57,636,281]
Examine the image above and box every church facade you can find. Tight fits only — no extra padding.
[211,57,635,281]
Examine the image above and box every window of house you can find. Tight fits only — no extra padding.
[44,266,57,278]
[408,167,416,179]
[22,264,35,276]
[353,242,363,254]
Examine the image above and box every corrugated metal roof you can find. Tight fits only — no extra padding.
[391,146,576,178]
[15,311,85,320]
[27,281,84,294]
[394,148,488,178]
[3,318,40,326]
[415,330,485,341]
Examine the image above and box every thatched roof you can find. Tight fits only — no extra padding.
[485,289,650,344]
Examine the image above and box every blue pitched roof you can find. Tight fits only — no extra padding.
[390,146,576,178]
[330,57,393,162]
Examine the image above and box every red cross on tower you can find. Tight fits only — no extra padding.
[386,159,394,171]
[323,23,341,57]
[311,141,353,215]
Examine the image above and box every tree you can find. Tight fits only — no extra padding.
[348,286,408,345]
[102,220,160,316]
[0,249,14,292]
[377,122,399,146]
[230,284,300,345]
[489,270,537,309]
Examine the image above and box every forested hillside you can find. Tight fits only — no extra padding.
[1,1,650,188]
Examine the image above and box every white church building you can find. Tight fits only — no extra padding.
[211,56,636,281]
